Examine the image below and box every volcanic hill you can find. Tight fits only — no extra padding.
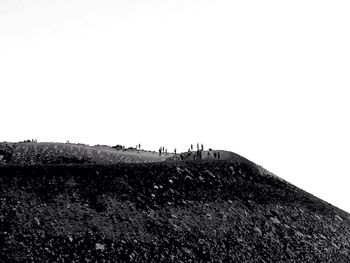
[0,142,350,262]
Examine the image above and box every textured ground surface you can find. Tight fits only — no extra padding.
[0,142,249,165]
[1,158,350,262]
[0,142,171,164]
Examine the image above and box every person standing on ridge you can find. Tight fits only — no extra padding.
[191,144,193,151]
[201,144,204,151]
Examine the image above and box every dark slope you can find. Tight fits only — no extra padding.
[1,161,350,262]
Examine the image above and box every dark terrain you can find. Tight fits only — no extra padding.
[1,142,350,262]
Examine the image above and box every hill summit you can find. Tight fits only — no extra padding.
[1,142,350,262]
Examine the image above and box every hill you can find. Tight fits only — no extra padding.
[1,142,350,262]
[0,142,254,166]
[0,142,170,164]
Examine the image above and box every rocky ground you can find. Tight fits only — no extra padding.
[1,143,350,262]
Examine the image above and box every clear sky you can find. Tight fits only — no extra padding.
[1,1,350,212]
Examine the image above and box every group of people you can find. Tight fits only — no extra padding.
[133,142,222,161]
[158,146,168,156]
[188,143,204,152]
[185,143,204,160]
[183,143,222,161]
[211,151,221,159]
[157,143,204,159]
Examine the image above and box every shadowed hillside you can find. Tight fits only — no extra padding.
[1,156,350,262]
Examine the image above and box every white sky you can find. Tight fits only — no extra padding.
[1,1,350,213]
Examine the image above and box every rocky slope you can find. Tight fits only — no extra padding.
[1,159,350,262]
